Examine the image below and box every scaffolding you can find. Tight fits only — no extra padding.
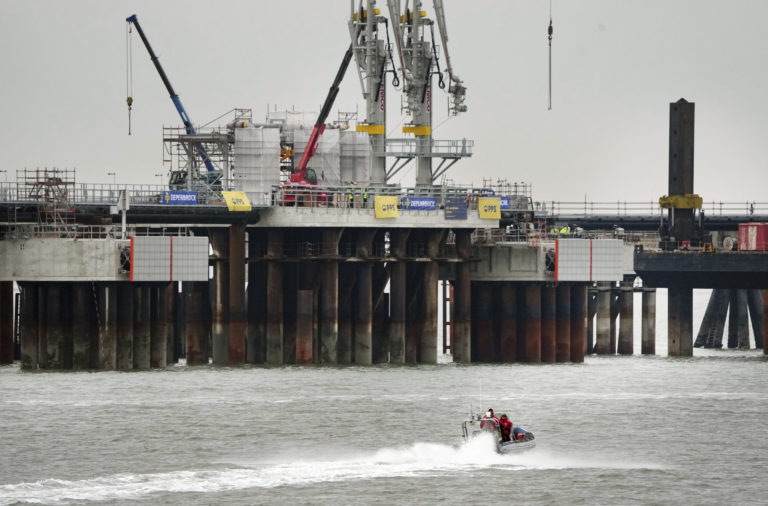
[20,168,77,237]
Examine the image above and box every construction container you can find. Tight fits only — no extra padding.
[340,130,371,185]
[738,222,768,251]
[233,126,281,206]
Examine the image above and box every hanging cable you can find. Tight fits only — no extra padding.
[429,23,446,90]
[126,21,133,134]
[548,0,553,110]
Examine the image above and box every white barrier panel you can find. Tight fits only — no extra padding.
[556,238,624,282]
[131,236,209,281]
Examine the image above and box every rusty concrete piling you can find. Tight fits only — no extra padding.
[97,283,117,370]
[150,284,167,368]
[210,229,229,365]
[133,285,151,369]
[523,284,542,363]
[452,231,472,363]
[746,289,763,349]
[0,281,13,365]
[228,224,247,365]
[556,284,571,362]
[570,284,587,362]
[540,285,556,363]
[617,281,634,355]
[116,283,134,370]
[595,282,612,354]
[641,287,656,355]
[266,230,284,365]
[498,282,517,362]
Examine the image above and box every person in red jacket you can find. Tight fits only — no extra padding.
[480,408,499,431]
[498,413,513,442]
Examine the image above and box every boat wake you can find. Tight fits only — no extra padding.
[0,438,663,504]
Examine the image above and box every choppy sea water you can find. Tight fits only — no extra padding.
[1,290,766,505]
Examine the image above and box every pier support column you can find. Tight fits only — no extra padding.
[229,224,246,365]
[452,231,472,363]
[762,290,768,355]
[747,290,763,349]
[185,282,208,365]
[338,264,355,364]
[296,290,314,364]
[133,284,151,369]
[42,283,63,369]
[150,284,168,368]
[73,283,97,370]
[389,230,410,364]
[498,283,517,362]
[570,284,587,362]
[556,285,571,362]
[523,284,542,363]
[473,282,495,362]
[595,282,612,354]
[695,289,720,348]
[586,286,597,354]
[668,288,693,356]
[0,281,13,365]
[98,283,117,370]
[209,228,229,365]
[355,263,373,365]
[618,281,634,355]
[165,282,176,365]
[116,283,134,370]
[19,282,38,369]
[320,229,341,364]
[641,287,656,355]
[353,230,376,365]
[266,230,284,365]
[419,231,442,365]
[247,230,267,363]
[736,290,750,349]
[540,286,556,363]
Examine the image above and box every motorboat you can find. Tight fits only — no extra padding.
[461,412,536,454]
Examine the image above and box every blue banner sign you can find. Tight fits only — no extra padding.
[500,196,510,210]
[401,196,437,211]
[444,196,468,220]
[162,191,198,205]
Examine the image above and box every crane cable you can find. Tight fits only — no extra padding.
[548,0,553,111]
[126,22,133,135]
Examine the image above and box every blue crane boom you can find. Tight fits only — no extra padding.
[126,14,215,173]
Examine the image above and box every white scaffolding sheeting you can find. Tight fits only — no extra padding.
[340,130,371,185]
[234,126,280,206]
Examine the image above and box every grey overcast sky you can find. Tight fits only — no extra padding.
[1,0,766,203]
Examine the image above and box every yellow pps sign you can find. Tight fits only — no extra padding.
[222,191,252,211]
[374,196,399,218]
[478,197,501,219]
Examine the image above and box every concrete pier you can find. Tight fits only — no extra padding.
[746,289,763,349]
[595,282,612,354]
[641,288,656,355]
[228,224,246,365]
[452,231,472,363]
[617,281,633,355]
[266,230,284,365]
[763,291,768,354]
[338,263,355,364]
[133,285,151,369]
[523,284,542,362]
[570,284,587,362]
[296,289,313,363]
[97,283,117,370]
[498,283,517,362]
[210,229,229,365]
[0,281,13,365]
[473,282,495,362]
[389,231,408,364]
[540,286,556,363]
[73,283,98,370]
[116,284,134,370]
[586,286,597,354]
[556,285,571,362]
[247,231,267,364]
[668,287,693,356]
[185,282,208,365]
[43,283,63,369]
[19,283,38,369]
[320,229,341,364]
[150,284,168,367]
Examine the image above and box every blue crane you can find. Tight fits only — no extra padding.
[125,14,216,175]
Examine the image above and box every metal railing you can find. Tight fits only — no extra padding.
[536,200,768,216]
